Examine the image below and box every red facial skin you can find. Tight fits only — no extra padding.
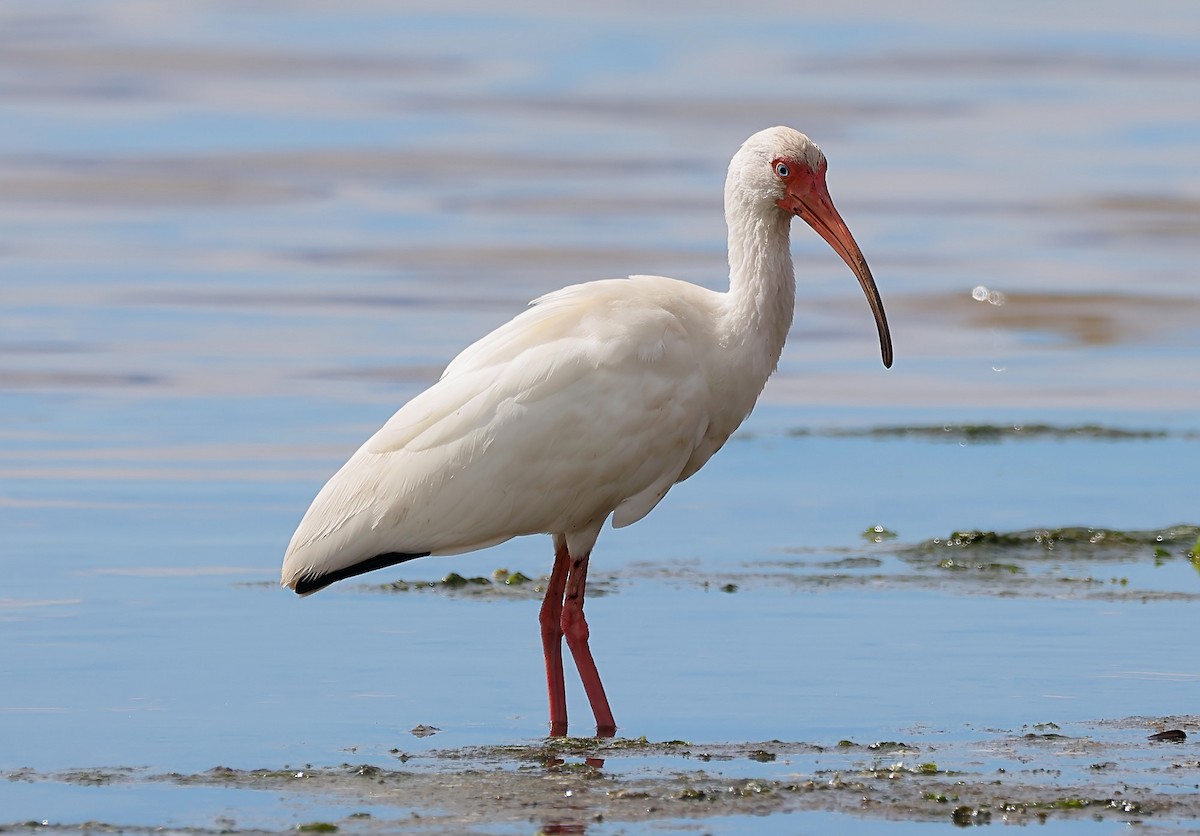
[773,156,893,368]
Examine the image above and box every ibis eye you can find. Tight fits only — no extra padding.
[774,162,790,178]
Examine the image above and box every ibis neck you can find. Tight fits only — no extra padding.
[723,203,796,378]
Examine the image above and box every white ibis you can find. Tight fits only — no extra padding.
[281,126,892,738]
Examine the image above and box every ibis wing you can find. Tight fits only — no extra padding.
[282,278,718,590]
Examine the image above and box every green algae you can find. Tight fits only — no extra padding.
[492,567,533,585]
[902,525,1200,575]
[789,423,1179,443]
[369,568,612,598]
[439,572,489,588]
[913,525,1200,554]
[861,525,898,542]
[350,522,1200,605]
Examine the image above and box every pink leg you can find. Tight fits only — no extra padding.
[539,538,570,737]
[561,550,617,738]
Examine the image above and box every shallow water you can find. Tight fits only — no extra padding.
[2,0,1199,832]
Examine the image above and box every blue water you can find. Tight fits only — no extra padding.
[2,0,1198,831]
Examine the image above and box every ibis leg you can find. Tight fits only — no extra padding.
[539,537,571,737]
[561,550,617,738]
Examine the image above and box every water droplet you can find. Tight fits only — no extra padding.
[972,285,1006,305]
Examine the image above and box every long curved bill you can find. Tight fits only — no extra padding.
[781,173,893,369]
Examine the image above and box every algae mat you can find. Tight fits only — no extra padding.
[5,718,1199,833]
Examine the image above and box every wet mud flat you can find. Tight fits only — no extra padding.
[4,719,1199,834]
[6,524,1199,834]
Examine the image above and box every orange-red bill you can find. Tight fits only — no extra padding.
[778,165,893,369]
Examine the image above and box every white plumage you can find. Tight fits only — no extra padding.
[282,126,892,737]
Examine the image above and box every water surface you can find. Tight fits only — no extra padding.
[1,0,1198,831]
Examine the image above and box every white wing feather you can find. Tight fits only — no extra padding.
[282,276,728,588]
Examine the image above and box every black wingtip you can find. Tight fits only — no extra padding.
[292,551,430,595]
